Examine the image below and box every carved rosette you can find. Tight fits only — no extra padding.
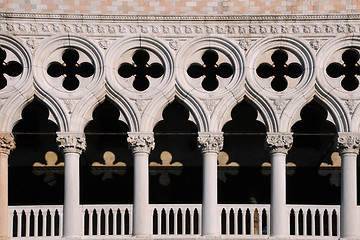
[127,133,155,154]
[197,133,224,154]
[0,133,16,155]
[56,133,86,154]
[266,133,293,154]
[337,133,360,155]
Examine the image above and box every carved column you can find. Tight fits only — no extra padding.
[127,133,154,236]
[0,133,15,240]
[197,132,223,236]
[57,133,86,239]
[266,132,293,238]
[337,133,360,239]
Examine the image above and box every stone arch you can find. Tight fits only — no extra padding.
[0,34,33,132]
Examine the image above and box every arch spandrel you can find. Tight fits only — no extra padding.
[175,36,245,132]
[105,35,175,132]
[317,36,360,132]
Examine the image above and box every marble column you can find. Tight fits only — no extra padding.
[337,133,360,240]
[127,133,154,236]
[0,133,15,240]
[197,132,223,236]
[57,133,86,239]
[266,132,293,238]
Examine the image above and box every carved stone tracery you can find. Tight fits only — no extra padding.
[197,133,224,154]
[266,133,293,154]
[56,133,86,154]
[127,133,155,154]
[337,133,360,155]
[0,133,15,155]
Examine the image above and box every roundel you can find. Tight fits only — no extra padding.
[176,36,245,98]
[0,35,31,97]
[317,36,360,99]
[105,36,174,99]
[33,35,104,99]
[247,37,315,97]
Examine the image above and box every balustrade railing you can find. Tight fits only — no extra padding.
[151,204,201,236]
[288,205,340,237]
[219,204,270,236]
[8,204,342,239]
[8,205,63,238]
[81,204,132,237]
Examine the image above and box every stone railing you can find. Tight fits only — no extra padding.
[8,204,342,239]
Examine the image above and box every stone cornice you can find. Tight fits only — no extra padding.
[2,12,360,22]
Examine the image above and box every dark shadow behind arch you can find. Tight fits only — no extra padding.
[83,98,132,204]
[150,99,202,203]
[220,100,269,204]
[288,99,339,204]
[9,98,62,205]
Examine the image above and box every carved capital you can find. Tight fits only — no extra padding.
[0,133,16,155]
[56,132,86,154]
[337,132,360,155]
[197,133,224,154]
[127,132,155,154]
[266,132,293,154]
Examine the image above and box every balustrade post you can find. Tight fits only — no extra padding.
[57,133,86,239]
[266,133,293,239]
[198,133,223,236]
[337,133,360,240]
[0,133,15,240]
[127,133,154,237]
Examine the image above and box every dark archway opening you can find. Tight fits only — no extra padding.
[83,99,132,204]
[150,99,201,203]
[9,98,62,205]
[288,99,338,204]
[221,100,269,204]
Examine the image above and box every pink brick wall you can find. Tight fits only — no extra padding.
[1,0,360,15]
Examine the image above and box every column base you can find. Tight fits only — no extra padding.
[267,236,289,240]
[0,237,9,240]
[62,236,81,240]
[133,234,152,238]
[339,237,360,240]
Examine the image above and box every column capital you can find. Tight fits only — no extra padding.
[266,132,293,154]
[197,132,223,154]
[337,132,360,155]
[56,132,86,154]
[127,132,155,154]
[0,132,15,155]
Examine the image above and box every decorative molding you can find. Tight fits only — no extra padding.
[266,132,293,154]
[56,132,86,154]
[337,132,360,155]
[197,132,224,154]
[0,133,15,155]
[127,132,155,154]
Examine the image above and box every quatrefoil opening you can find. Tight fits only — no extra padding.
[187,50,233,91]
[256,49,303,92]
[326,49,360,91]
[47,48,95,91]
[0,46,23,90]
[118,49,165,91]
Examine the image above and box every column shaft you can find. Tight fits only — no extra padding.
[202,151,218,235]
[0,133,15,240]
[340,152,358,238]
[63,152,81,238]
[57,133,86,239]
[133,152,150,235]
[337,133,360,239]
[270,152,287,237]
[0,153,9,240]
[127,133,154,237]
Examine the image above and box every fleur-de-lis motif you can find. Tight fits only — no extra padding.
[0,46,23,89]
[118,49,164,91]
[47,48,95,91]
[256,49,303,92]
[187,50,233,91]
[326,49,360,91]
